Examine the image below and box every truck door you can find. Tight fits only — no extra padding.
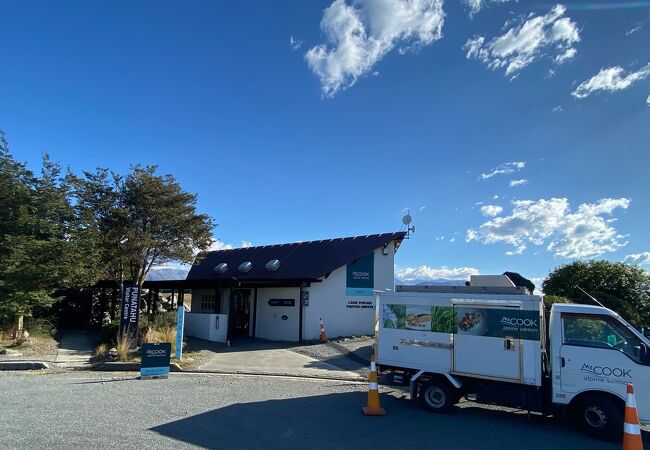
[559,313,650,421]
[453,305,523,381]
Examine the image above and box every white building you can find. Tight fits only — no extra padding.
[179,232,406,342]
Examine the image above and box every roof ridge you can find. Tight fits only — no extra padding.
[205,231,405,253]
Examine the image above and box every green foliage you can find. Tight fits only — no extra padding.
[543,260,650,327]
[0,130,214,326]
[140,311,177,331]
[101,319,120,346]
[23,317,57,337]
[71,165,215,287]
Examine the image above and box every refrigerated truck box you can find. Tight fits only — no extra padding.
[377,291,544,386]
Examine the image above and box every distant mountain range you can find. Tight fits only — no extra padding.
[146,267,189,281]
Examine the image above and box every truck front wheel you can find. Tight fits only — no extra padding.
[418,379,454,413]
[576,395,623,441]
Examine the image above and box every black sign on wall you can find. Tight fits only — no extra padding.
[268,299,295,307]
[119,284,140,340]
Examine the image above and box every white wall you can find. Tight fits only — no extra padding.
[254,287,300,341]
[303,243,396,340]
[184,313,228,343]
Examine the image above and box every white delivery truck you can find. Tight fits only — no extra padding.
[376,278,650,440]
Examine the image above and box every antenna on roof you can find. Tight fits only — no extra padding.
[402,210,415,239]
[575,285,605,308]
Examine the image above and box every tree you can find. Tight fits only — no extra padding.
[543,260,650,327]
[74,165,215,288]
[0,133,94,333]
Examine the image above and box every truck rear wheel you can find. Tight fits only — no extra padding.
[418,379,454,413]
[576,395,623,441]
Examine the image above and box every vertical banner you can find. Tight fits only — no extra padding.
[346,252,374,296]
[119,284,140,341]
[141,343,171,379]
[175,306,184,360]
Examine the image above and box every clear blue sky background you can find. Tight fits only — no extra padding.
[1,0,649,285]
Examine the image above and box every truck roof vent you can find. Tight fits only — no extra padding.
[214,263,228,273]
[238,261,252,273]
[265,259,280,271]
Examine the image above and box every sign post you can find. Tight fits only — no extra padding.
[141,343,171,379]
[118,284,140,342]
[175,306,184,360]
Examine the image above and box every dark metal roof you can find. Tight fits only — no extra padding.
[187,232,406,282]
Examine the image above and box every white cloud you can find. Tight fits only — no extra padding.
[646,93,650,105]
[626,26,642,36]
[466,197,630,258]
[624,252,650,266]
[435,235,445,241]
[305,0,445,97]
[552,105,563,112]
[480,204,504,217]
[572,62,650,98]
[290,36,303,51]
[509,178,528,187]
[554,47,576,64]
[240,240,253,248]
[492,194,500,200]
[449,237,456,242]
[479,161,525,180]
[419,206,427,211]
[208,240,234,251]
[395,265,479,281]
[464,4,580,76]
[464,0,515,17]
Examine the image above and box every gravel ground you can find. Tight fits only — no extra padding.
[1,370,641,450]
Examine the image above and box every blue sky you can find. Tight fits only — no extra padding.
[1,0,649,287]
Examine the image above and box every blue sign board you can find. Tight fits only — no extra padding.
[141,343,171,379]
[346,252,374,296]
[175,307,184,360]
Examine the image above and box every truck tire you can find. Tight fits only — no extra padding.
[418,379,454,413]
[576,395,623,441]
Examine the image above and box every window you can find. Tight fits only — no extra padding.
[201,294,216,313]
[562,314,648,364]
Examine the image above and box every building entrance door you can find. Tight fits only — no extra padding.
[231,290,250,336]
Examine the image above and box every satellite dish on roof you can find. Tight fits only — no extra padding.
[402,214,412,225]
[402,210,415,239]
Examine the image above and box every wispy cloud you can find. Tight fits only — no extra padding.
[480,204,504,217]
[509,178,528,187]
[463,0,515,18]
[626,25,642,36]
[464,4,580,76]
[624,252,650,266]
[395,265,479,282]
[290,36,303,51]
[572,61,650,98]
[305,0,445,97]
[479,161,525,180]
[466,197,630,258]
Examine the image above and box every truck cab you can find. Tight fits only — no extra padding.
[549,303,650,436]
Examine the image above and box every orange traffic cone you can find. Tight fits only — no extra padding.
[362,355,386,416]
[319,318,328,343]
[623,383,644,450]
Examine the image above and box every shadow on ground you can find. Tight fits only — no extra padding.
[150,392,632,450]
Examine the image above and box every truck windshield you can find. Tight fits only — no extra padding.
[562,314,649,365]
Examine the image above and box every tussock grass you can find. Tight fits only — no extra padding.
[93,343,108,358]
[116,333,134,362]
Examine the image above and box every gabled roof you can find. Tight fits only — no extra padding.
[186,232,406,282]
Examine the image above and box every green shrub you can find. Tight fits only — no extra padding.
[101,319,120,346]
[24,317,57,337]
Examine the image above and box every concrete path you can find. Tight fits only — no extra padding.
[55,330,96,367]
[198,341,363,379]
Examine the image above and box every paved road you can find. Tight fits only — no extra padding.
[0,371,645,449]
